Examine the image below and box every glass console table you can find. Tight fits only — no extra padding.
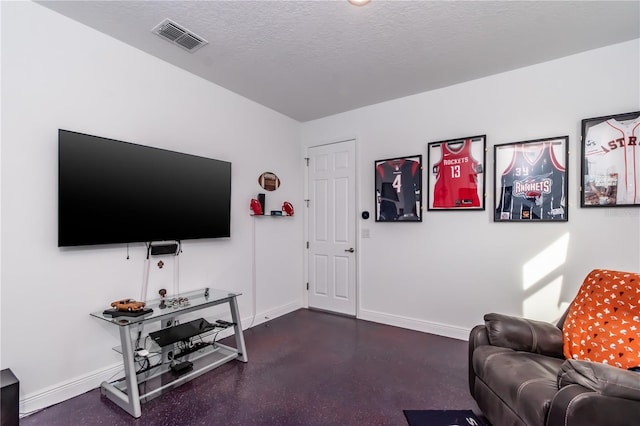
[90,288,248,418]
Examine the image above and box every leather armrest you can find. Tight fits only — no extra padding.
[547,384,640,426]
[468,325,489,398]
[483,313,564,358]
[558,359,640,400]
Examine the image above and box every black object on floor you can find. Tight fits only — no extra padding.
[1,368,19,426]
[404,409,487,426]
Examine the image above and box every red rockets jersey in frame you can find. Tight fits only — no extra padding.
[428,135,486,210]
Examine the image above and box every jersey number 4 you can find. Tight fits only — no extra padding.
[392,174,402,192]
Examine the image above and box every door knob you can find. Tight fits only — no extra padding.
[345,248,355,253]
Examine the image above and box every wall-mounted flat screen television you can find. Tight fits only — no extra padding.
[58,129,231,247]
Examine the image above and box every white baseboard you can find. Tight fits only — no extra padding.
[244,300,303,329]
[358,308,471,341]
[19,300,303,416]
[20,362,123,418]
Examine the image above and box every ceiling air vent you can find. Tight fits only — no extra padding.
[151,18,208,53]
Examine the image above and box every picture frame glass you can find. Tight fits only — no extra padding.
[580,111,640,207]
[494,136,568,222]
[375,155,422,222]
[427,135,486,211]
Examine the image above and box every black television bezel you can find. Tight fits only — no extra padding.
[58,129,231,247]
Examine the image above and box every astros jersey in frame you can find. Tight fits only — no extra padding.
[432,139,480,208]
[495,141,566,221]
[376,159,421,220]
[584,115,640,204]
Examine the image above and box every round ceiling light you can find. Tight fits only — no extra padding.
[348,0,371,6]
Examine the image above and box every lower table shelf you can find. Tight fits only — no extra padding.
[104,342,239,403]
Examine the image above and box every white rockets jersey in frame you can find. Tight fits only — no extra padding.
[580,111,640,207]
[494,136,568,222]
[375,155,422,222]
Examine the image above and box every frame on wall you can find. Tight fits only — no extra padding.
[426,135,486,211]
[494,136,568,222]
[375,155,422,222]
[580,110,640,207]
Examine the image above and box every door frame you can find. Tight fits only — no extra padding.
[304,137,359,317]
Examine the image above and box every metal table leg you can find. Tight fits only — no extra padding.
[229,296,248,362]
[100,323,142,418]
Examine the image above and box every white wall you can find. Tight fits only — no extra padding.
[301,39,640,339]
[1,2,304,412]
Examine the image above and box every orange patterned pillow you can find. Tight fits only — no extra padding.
[563,269,640,369]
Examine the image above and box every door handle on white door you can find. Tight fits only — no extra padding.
[344,248,355,253]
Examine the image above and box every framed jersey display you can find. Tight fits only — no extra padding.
[427,135,486,211]
[580,111,640,207]
[375,155,422,222]
[494,136,568,222]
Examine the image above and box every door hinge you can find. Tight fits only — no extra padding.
[304,157,309,166]
[306,241,309,249]
[306,282,309,290]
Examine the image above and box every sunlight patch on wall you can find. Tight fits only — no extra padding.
[523,275,564,322]
[522,232,570,291]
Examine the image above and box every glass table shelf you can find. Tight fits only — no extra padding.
[90,287,247,418]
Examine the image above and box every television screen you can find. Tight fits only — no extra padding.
[58,129,231,247]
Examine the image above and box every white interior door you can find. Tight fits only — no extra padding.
[307,140,357,316]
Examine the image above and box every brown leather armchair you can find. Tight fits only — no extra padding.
[468,312,640,426]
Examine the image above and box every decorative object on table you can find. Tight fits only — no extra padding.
[580,110,640,207]
[167,296,190,308]
[258,171,280,191]
[159,288,167,309]
[374,155,422,222]
[427,135,486,211]
[111,298,146,312]
[103,298,153,317]
[494,136,568,222]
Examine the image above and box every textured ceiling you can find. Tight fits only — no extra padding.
[37,1,640,122]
